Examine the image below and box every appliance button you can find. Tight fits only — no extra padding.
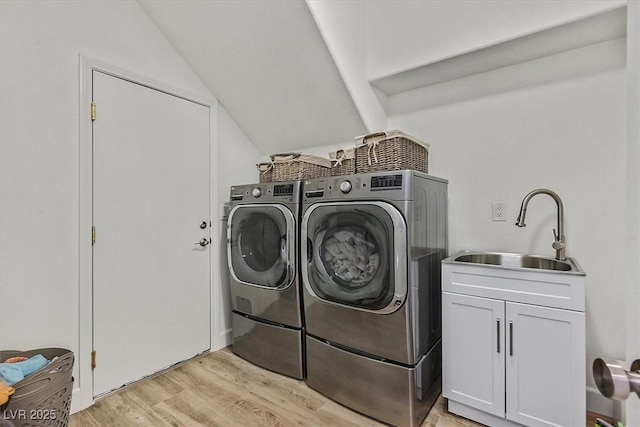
[252,187,262,198]
[339,180,352,193]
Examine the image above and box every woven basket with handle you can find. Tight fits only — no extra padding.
[330,148,356,176]
[256,162,274,183]
[271,153,331,181]
[355,130,429,174]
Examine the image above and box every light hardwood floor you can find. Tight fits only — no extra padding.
[71,346,609,426]
[70,346,481,426]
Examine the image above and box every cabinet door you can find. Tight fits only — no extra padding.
[443,292,505,417]
[506,302,585,427]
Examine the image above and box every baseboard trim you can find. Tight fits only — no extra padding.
[587,386,617,418]
[70,387,82,414]
[217,328,232,349]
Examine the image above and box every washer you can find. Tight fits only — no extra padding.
[227,180,304,379]
[301,170,447,427]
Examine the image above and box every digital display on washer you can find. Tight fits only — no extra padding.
[370,174,403,189]
[273,183,294,196]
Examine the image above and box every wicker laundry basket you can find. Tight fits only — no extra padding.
[329,148,356,176]
[355,130,429,174]
[271,153,331,181]
[0,348,74,427]
[256,162,274,183]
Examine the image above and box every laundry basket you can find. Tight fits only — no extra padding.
[355,130,429,174]
[0,348,74,427]
[329,148,356,176]
[271,153,331,181]
[256,162,274,183]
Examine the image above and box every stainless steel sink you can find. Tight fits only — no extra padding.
[447,251,584,274]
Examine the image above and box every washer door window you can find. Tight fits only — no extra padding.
[228,204,295,289]
[302,201,407,313]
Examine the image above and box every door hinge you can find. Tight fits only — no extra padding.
[91,350,97,369]
[91,226,96,245]
[91,102,96,121]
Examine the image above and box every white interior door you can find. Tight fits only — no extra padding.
[92,71,211,396]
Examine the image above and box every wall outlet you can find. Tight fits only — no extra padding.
[492,202,507,221]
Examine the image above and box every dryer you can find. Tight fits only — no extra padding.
[301,170,447,427]
[227,180,304,379]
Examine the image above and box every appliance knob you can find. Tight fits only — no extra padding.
[339,180,352,193]
[252,187,262,198]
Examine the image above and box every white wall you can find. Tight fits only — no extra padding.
[0,0,260,412]
[389,66,627,409]
[367,0,626,80]
[306,0,387,132]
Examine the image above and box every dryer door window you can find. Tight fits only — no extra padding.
[302,201,407,313]
[228,204,295,289]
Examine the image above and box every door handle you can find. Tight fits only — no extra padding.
[195,238,210,247]
[509,321,514,356]
[307,238,313,264]
[497,319,501,353]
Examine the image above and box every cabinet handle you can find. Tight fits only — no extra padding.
[509,321,514,356]
[497,319,501,353]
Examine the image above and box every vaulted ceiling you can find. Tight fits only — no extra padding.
[138,0,627,155]
[138,0,367,154]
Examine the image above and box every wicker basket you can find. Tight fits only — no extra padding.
[0,348,74,427]
[330,148,356,176]
[271,153,331,181]
[355,130,429,174]
[256,162,274,183]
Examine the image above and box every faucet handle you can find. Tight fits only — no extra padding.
[552,229,565,249]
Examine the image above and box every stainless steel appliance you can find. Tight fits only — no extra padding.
[227,181,304,379]
[301,170,447,426]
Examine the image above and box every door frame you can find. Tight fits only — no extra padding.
[78,56,219,412]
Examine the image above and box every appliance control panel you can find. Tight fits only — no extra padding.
[303,172,412,202]
[230,181,300,203]
[370,174,403,189]
[273,183,295,196]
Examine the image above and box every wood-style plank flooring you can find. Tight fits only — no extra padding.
[70,346,610,426]
[70,347,480,426]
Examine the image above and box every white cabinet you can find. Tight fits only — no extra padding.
[442,293,505,417]
[505,301,585,426]
[442,258,586,427]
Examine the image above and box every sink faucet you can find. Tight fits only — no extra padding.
[515,189,566,261]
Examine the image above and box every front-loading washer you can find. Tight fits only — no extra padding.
[301,170,447,426]
[227,180,304,379]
